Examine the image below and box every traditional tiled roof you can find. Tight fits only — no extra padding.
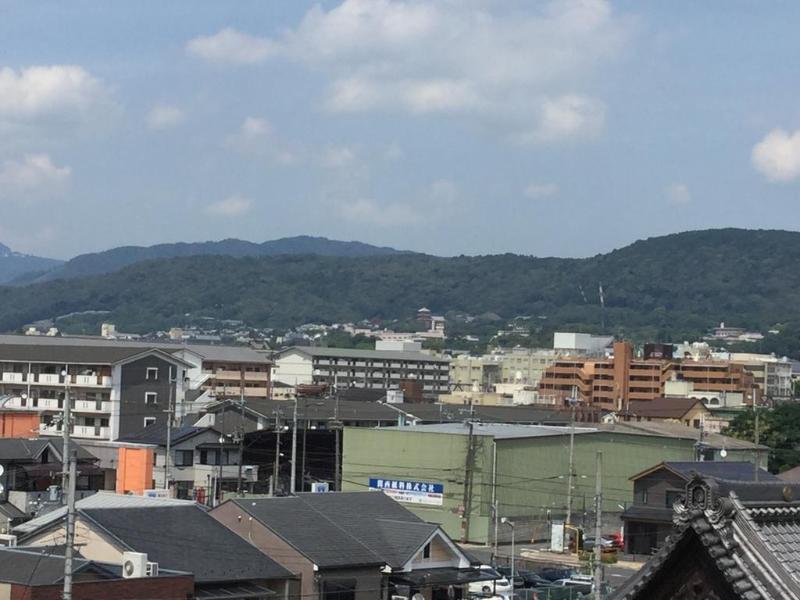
[613,475,800,599]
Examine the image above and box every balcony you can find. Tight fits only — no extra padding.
[71,425,111,439]
[210,370,243,381]
[73,400,112,413]
[37,374,61,385]
[192,464,259,485]
[243,371,269,381]
[1,372,24,383]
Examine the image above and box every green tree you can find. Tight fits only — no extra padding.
[724,404,800,472]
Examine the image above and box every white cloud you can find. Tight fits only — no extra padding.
[186,28,275,65]
[524,182,560,199]
[664,182,691,205]
[0,154,71,196]
[204,195,253,217]
[751,129,800,182]
[338,197,421,226]
[0,65,111,123]
[146,105,185,130]
[225,116,272,148]
[321,145,356,168]
[227,0,631,143]
[336,179,457,226]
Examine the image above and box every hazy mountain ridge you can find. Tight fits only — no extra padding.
[0,228,799,357]
[7,235,411,284]
[0,243,63,284]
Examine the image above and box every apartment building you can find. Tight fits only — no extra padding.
[0,340,191,441]
[0,334,271,441]
[273,341,450,397]
[451,348,559,391]
[538,341,759,410]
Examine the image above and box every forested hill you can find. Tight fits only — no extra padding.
[10,235,409,284]
[0,243,62,284]
[1,228,799,356]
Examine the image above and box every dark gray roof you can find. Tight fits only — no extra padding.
[0,438,95,462]
[663,461,780,482]
[208,398,564,426]
[0,502,28,520]
[230,491,437,569]
[0,342,182,365]
[82,506,293,583]
[613,476,800,600]
[0,547,100,585]
[117,423,213,446]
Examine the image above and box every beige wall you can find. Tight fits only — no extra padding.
[23,518,122,563]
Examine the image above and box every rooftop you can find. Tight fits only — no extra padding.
[626,397,708,419]
[384,422,598,439]
[82,505,292,583]
[631,461,780,482]
[228,491,441,569]
[278,345,450,363]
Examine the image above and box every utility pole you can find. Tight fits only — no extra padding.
[754,403,760,482]
[290,397,298,494]
[164,366,174,492]
[272,411,281,496]
[593,451,604,599]
[62,450,77,600]
[61,367,72,502]
[236,392,245,496]
[461,421,476,543]
[332,392,342,492]
[565,392,577,526]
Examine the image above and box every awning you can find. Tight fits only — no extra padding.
[391,567,499,588]
[195,582,277,599]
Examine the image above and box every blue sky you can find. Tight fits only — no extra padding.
[1,0,799,259]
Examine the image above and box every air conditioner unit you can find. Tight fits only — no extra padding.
[146,562,159,577]
[122,552,148,578]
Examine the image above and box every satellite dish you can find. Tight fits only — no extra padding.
[0,483,4,495]
[720,448,728,458]
[0,464,4,477]
[412,593,425,600]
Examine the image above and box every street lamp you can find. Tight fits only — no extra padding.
[501,517,516,580]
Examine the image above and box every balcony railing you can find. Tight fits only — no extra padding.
[73,400,112,413]
[1,372,24,383]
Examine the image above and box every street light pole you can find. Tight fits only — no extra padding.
[501,517,515,580]
[290,397,298,494]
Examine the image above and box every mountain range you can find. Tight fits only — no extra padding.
[0,228,798,357]
[0,236,408,284]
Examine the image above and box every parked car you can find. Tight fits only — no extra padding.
[517,570,555,589]
[468,567,513,600]
[496,566,524,588]
[581,536,615,552]
[606,532,624,549]
[552,578,593,596]
[537,567,575,582]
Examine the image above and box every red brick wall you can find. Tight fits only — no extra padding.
[11,575,194,600]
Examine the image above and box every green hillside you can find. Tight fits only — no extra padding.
[1,228,798,356]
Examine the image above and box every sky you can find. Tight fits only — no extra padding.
[1,0,800,260]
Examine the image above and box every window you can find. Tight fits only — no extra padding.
[322,579,356,600]
[144,417,156,427]
[665,490,683,508]
[175,450,194,467]
[423,543,431,559]
[639,489,648,505]
[145,392,158,405]
[146,367,159,380]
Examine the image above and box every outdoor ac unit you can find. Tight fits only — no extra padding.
[0,534,17,547]
[122,552,148,578]
[146,561,159,577]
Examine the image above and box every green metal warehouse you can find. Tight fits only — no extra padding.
[341,421,765,544]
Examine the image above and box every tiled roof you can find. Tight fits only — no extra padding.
[14,490,199,536]
[626,397,707,419]
[117,423,212,446]
[0,438,95,462]
[613,476,800,600]
[230,491,438,569]
[82,505,293,583]
[0,547,102,585]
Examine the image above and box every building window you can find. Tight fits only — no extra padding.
[145,392,158,405]
[175,450,194,467]
[640,489,648,505]
[146,367,159,380]
[322,579,356,600]
[423,543,431,559]
[144,417,156,427]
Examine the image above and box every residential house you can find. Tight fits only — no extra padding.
[621,461,779,555]
[212,491,494,600]
[18,504,296,600]
[622,397,713,429]
[0,547,193,600]
[0,438,101,517]
[117,423,257,503]
[613,475,800,600]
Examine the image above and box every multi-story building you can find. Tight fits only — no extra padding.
[0,339,191,441]
[538,341,759,410]
[451,348,559,391]
[715,352,793,402]
[273,341,450,398]
[0,334,272,441]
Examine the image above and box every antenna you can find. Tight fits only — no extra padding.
[598,282,606,330]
